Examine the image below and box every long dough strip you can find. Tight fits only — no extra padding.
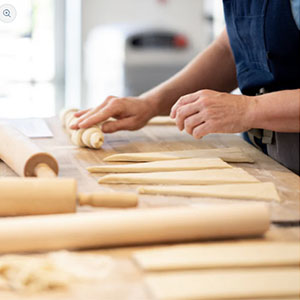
[133,242,300,271]
[87,158,232,173]
[138,182,280,202]
[98,168,259,185]
[147,116,176,125]
[104,147,254,163]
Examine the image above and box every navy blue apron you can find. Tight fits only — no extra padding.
[223,0,300,174]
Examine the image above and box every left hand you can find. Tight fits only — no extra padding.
[170,89,255,139]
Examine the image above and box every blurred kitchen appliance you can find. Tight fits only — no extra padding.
[85,25,196,106]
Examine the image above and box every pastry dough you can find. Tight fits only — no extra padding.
[147,116,176,125]
[138,182,280,201]
[98,168,259,185]
[145,268,300,300]
[133,242,300,271]
[87,158,232,173]
[0,251,113,292]
[104,147,254,163]
[60,108,104,149]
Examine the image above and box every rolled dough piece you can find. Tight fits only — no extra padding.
[104,147,254,163]
[133,242,300,271]
[59,108,79,127]
[60,108,104,149]
[71,128,85,147]
[145,268,300,300]
[87,158,232,173]
[138,182,280,202]
[81,126,104,149]
[63,110,79,134]
[147,116,176,125]
[98,168,259,185]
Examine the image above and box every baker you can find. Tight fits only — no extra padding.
[71,0,300,175]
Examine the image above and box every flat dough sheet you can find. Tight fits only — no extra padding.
[138,182,280,202]
[104,147,254,163]
[87,158,232,173]
[145,268,300,300]
[98,168,259,185]
[133,242,300,271]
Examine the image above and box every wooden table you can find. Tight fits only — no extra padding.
[0,117,299,300]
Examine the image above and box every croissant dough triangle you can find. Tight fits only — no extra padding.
[138,182,280,201]
[145,268,300,300]
[104,147,254,163]
[133,242,300,271]
[87,158,232,173]
[98,168,259,185]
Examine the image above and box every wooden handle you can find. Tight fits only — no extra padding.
[78,192,138,208]
[0,203,270,253]
[34,163,57,178]
[0,123,58,177]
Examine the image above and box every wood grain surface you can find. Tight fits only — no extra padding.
[0,117,299,300]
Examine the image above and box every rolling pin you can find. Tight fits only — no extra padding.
[0,122,58,177]
[0,203,270,254]
[0,178,138,216]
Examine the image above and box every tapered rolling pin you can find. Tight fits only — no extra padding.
[0,203,270,254]
[0,123,58,177]
[0,178,138,216]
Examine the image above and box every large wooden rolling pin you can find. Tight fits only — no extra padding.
[0,122,58,177]
[0,178,138,216]
[0,203,270,253]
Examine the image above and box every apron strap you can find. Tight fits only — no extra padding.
[247,129,273,151]
[247,87,274,151]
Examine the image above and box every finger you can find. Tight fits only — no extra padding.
[192,122,211,139]
[72,96,117,128]
[74,109,90,118]
[170,93,199,118]
[78,103,122,129]
[183,112,205,135]
[175,102,200,131]
[101,117,136,133]
[71,109,91,129]
[71,107,102,129]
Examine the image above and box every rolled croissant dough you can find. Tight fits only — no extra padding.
[98,168,259,185]
[133,242,300,271]
[87,158,232,173]
[103,147,254,163]
[145,268,300,300]
[60,108,104,149]
[138,182,280,202]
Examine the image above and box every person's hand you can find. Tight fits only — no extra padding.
[70,96,156,133]
[170,89,255,139]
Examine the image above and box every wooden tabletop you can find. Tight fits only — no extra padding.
[0,117,299,300]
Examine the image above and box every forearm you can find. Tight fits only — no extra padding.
[248,89,300,132]
[140,29,238,116]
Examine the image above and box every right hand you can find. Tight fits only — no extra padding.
[70,96,156,133]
